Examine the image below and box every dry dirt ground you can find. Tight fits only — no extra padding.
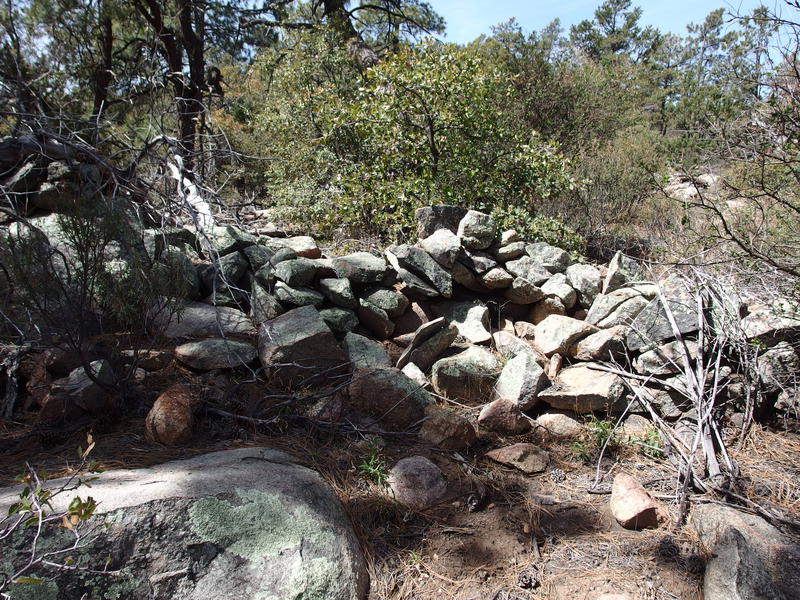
[1,361,799,600]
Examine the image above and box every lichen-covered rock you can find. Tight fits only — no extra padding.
[258,305,349,387]
[528,297,567,324]
[174,339,257,370]
[418,228,461,268]
[741,299,800,347]
[541,273,577,309]
[357,298,395,339]
[534,411,584,440]
[318,277,359,309]
[433,299,491,344]
[534,315,598,357]
[505,256,551,286]
[386,244,452,298]
[361,287,409,318]
[0,448,369,600]
[480,267,514,289]
[504,277,545,304]
[493,351,548,411]
[457,210,496,250]
[145,383,194,445]
[493,241,526,262]
[585,287,651,328]
[626,279,700,352]
[342,332,391,369]
[332,252,388,284]
[565,263,601,308]
[757,341,799,394]
[570,326,628,361]
[431,346,500,404]
[320,307,359,334]
[633,340,698,376]
[273,257,321,287]
[458,248,498,275]
[526,242,571,272]
[250,279,285,325]
[602,251,643,293]
[274,281,325,308]
[416,204,468,238]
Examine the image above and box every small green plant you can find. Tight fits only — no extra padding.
[356,438,389,486]
[572,415,617,463]
[629,427,665,459]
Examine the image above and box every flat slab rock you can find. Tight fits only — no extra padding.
[152,300,256,338]
[0,448,368,600]
[174,338,257,370]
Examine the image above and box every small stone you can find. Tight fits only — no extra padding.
[602,251,643,293]
[478,398,532,434]
[538,363,626,413]
[493,241,526,262]
[485,443,549,473]
[386,244,452,298]
[610,473,665,529]
[541,273,577,309]
[396,318,458,372]
[500,229,519,245]
[458,248,498,275]
[570,326,628,361]
[401,362,429,388]
[145,384,194,446]
[388,456,447,508]
[318,277,358,309]
[534,411,584,440]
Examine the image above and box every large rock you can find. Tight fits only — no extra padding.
[342,332,391,369]
[418,228,461,268]
[205,225,256,255]
[493,352,548,411]
[175,339,257,370]
[533,315,598,357]
[626,280,700,352]
[480,267,514,289]
[585,287,651,328]
[458,248,498,275]
[258,306,349,387]
[386,244,452,297]
[528,297,566,324]
[431,346,500,404]
[348,368,431,430]
[361,287,409,318]
[357,299,395,339]
[200,251,249,292]
[566,263,602,308]
[602,251,643,293]
[273,257,320,287]
[250,280,285,325]
[693,503,800,600]
[283,235,321,259]
[541,273,577,309]
[538,363,625,413]
[388,456,447,508]
[319,307,359,334]
[457,210,496,250]
[633,340,698,376]
[757,341,799,394]
[433,299,491,344]
[742,299,800,347]
[526,242,571,272]
[273,281,325,308]
[0,448,368,600]
[416,205,468,238]
[153,300,256,339]
[49,359,114,414]
[332,252,388,284]
[504,277,545,304]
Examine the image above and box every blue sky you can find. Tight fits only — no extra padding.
[429,0,783,43]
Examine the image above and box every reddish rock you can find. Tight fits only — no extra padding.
[610,473,666,530]
[485,443,549,474]
[419,406,477,450]
[145,384,195,446]
[477,398,532,434]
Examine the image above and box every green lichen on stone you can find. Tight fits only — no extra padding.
[287,557,340,599]
[188,488,336,562]
[2,574,59,600]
